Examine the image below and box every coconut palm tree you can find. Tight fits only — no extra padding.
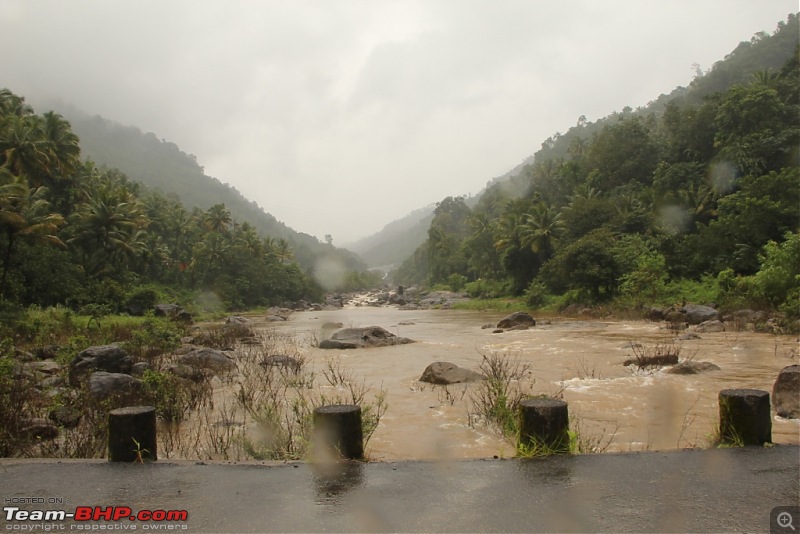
[521,202,564,260]
[0,89,33,118]
[68,183,149,275]
[0,176,65,297]
[41,111,80,179]
[0,114,51,185]
[203,203,232,235]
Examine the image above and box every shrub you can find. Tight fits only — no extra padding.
[142,370,212,423]
[123,317,184,364]
[524,280,549,308]
[464,278,508,299]
[446,274,467,292]
[468,350,533,439]
[124,287,161,316]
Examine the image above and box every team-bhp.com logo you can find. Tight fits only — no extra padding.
[4,505,188,526]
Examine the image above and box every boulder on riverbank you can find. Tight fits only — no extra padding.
[69,345,132,386]
[773,364,800,419]
[178,348,235,374]
[419,362,485,385]
[88,371,145,402]
[680,304,719,325]
[318,326,415,349]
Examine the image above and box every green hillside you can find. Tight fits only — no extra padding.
[31,101,364,273]
[394,14,799,322]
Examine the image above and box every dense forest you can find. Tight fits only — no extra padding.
[0,90,382,324]
[394,15,800,322]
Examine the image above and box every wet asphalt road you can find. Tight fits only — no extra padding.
[1,446,799,533]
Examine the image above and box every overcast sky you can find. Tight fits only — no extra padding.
[0,1,794,244]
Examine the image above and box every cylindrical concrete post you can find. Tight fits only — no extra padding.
[108,406,157,462]
[718,389,772,446]
[518,398,570,453]
[313,404,364,460]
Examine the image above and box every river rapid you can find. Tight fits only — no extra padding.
[243,305,799,461]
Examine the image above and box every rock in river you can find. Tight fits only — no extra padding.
[497,312,536,329]
[319,326,414,349]
[667,361,721,375]
[419,362,485,385]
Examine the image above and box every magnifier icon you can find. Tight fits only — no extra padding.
[778,512,796,531]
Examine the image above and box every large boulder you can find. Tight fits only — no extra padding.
[178,348,235,374]
[773,365,800,419]
[680,304,718,325]
[419,362,485,385]
[88,372,145,402]
[497,312,536,329]
[319,326,415,349]
[69,345,132,387]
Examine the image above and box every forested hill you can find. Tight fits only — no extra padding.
[347,156,534,269]
[31,100,362,272]
[394,14,799,321]
[344,205,435,269]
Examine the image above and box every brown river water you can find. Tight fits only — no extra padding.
[184,306,799,462]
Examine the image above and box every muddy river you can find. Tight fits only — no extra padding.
[204,305,795,462]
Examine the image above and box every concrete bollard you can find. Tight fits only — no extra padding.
[108,406,157,462]
[518,398,570,453]
[313,404,364,460]
[718,389,772,446]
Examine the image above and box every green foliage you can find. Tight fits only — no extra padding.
[751,231,800,309]
[524,280,549,308]
[391,19,798,315]
[446,273,467,292]
[123,316,184,362]
[124,286,161,315]
[141,370,211,423]
[464,278,508,299]
[540,229,620,302]
[0,89,325,315]
[618,252,669,304]
[715,231,800,317]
